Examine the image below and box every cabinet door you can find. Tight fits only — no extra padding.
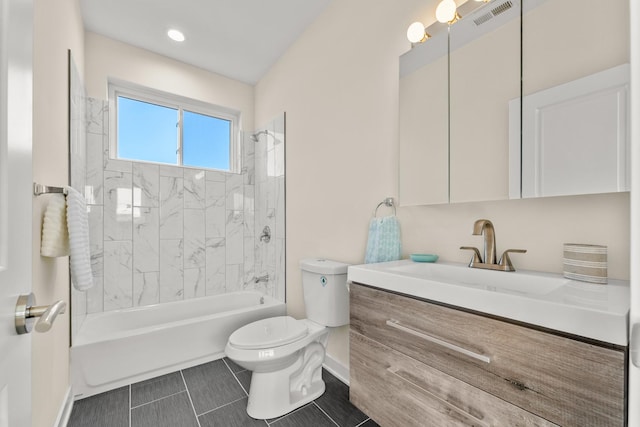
[350,283,626,426]
[351,331,558,427]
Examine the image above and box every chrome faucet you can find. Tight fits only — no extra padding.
[255,274,269,283]
[259,226,271,243]
[460,219,526,272]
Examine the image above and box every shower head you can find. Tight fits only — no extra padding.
[251,130,269,142]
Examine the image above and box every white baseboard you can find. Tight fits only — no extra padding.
[53,387,74,427]
[323,353,349,386]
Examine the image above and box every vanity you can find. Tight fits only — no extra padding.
[347,261,629,426]
[365,0,631,422]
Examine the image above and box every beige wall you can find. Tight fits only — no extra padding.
[84,32,255,132]
[32,0,85,426]
[255,0,630,367]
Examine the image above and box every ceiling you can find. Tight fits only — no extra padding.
[80,0,331,85]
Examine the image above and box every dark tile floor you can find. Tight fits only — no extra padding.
[68,358,379,427]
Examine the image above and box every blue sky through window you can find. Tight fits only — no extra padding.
[118,97,178,164]
[117,96,232,171]
[183,110,230,170]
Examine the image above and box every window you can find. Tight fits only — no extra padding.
[109,82,239,172]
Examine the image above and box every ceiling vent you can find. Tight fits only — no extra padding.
[473,1,513,26]
[492,1,513,16]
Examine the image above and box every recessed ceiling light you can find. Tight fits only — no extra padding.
[167,29,185,42]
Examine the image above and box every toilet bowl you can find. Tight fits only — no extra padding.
[225,258,350,419]
[225,316,329,419]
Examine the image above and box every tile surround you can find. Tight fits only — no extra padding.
[73,101,285,325]
[104,241,133,311]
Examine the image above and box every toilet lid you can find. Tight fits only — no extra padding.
[229,316,308,350]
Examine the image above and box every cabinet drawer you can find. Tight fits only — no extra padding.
[350,331,558,427]
[350,283,626,426]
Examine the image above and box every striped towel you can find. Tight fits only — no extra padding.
[365,215,402,264]
[65,187,94,291]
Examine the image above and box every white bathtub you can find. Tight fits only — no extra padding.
[70,292,285,399]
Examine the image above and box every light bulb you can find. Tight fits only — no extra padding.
[407,22,427,44]
[167,29,185,42]
[436,0,458,24]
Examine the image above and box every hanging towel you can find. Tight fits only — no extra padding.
[65,186,94,291]
[41,194,70,257]
[365,215,402,264]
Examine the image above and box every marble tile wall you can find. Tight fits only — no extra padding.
[80,99,285,315]
[253,114,286,302]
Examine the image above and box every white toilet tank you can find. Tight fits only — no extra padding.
[300,258,350,327]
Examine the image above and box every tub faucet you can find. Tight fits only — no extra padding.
[460,219,527,272]
[255,274,269,283]
[259,226,271,243]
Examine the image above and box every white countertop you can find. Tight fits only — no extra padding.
[347,259,630,346]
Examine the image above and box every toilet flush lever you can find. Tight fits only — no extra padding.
[15,292,67,334]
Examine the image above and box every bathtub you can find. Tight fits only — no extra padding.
[70,292,285,399]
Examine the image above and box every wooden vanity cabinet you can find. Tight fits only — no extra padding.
[349,283,626,427]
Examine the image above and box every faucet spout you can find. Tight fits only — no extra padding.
[254,274,269,283]
[462,219,526,272]
[472,219,497,265]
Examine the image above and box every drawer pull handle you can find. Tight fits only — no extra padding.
[385,319,491,364]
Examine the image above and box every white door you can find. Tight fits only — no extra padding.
[0,0,34,426]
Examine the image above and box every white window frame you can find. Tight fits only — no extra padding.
[108,79,241,173]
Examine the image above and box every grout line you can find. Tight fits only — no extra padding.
[180,370,203,427]
[312,402,340,427]
[128,385,132,427]
[354,418,372,427]
[222,357,246,375]
[223,358,250,396]
[196,395,248,418]
[130,390,188,409]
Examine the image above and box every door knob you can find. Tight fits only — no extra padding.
[15,293,67,335]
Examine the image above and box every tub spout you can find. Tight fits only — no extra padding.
[255,274,269,283]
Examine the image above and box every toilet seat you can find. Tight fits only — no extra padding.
[228,316,308,350]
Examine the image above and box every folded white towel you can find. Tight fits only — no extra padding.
[41,194,70,257]
[66,187,94,291]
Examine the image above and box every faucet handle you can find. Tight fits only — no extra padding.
[460,246,483,266]
[498,249,527,271]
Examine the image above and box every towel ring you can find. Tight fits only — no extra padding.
[374,197,396,217]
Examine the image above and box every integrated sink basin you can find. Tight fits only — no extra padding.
[347,259,630,346]
[387,261,567,296]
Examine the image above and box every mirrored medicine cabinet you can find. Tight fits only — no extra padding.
[398,0,630,206]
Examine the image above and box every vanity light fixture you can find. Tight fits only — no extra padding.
[407,21,431,44]
[167,29,185,42]
[436,0,461,24]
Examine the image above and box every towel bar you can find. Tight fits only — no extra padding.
[33,182,67,196]
[374,197,396,217]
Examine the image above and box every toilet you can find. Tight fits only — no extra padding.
[225,258,350,419]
